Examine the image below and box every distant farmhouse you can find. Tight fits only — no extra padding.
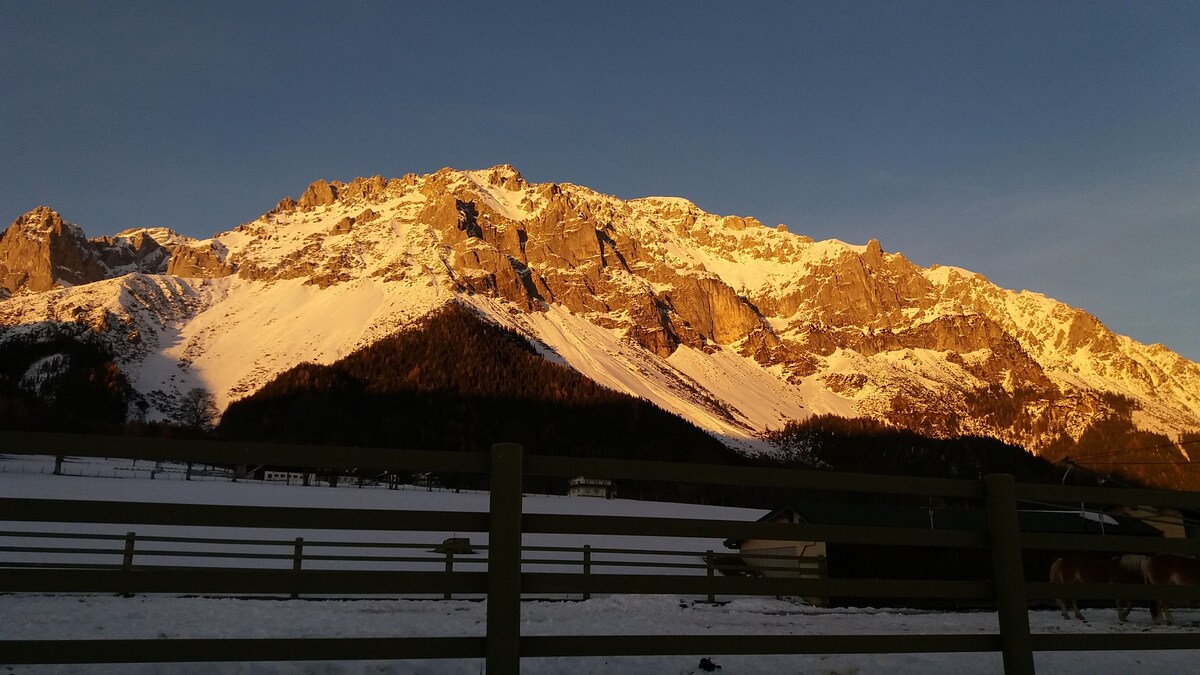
[568,476,616,499]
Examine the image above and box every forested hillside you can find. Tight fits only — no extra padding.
[766,415,1074,482]
[218,303,743,493]
[763,413,1192,491]
[1041,416,1198,491]
[0,330,131,432]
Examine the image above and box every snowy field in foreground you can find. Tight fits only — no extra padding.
[7,593,1199,675]
[3,454,1200,674]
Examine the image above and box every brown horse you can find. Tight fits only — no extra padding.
[1111,554,1148,622]
[1142,554,1200,625]
[1050,555,1146,621]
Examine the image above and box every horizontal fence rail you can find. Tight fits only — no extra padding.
[3,432,1200,673]
[0,637,487,665]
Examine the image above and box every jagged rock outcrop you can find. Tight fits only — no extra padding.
[272,196,298,214]
[297,179,338,210]
[0,207,176,294]
[296,176,401,212]
[95,230,170,275]
[1,207,106,293]
[165,241,234,278]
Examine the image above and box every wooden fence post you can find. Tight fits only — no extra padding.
[122,532,136,597]
[291,537,304,600]
[487,443,523,675]
[984,473,1035,675]
[444,551,455,601]
[122,532,136,570]
[706,550,715,603]
[582,544,592,601]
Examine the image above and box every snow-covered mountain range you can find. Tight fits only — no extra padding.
[2,165,1197,457]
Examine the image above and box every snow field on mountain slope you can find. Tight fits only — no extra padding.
[665,344,813,430]
[513,303,776,451]
[473,296,862,451]
[134,276,447,412]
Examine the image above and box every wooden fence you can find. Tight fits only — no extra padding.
[1,528,813,601]
[2,430,1200,673]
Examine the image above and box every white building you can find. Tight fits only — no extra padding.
[567,476,616,499]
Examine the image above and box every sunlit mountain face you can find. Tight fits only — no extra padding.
[2,165,1198,487]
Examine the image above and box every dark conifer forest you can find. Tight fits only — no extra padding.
[217,303,746,495]
[0,332,130,432]
[764,415,1078,484]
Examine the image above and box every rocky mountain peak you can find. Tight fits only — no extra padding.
[297,179,338,210]
[12,206,70,232]
[1,206,106,293]
[862,238,885,267]
[479,164,526,191]
[2,166,1198,472]
[272,196,298,214]
[288,175,411,214]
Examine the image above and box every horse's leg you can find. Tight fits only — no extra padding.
[1050,559,1074,619]
[1152,598,1173,626]
[1055,595,1082,620]
[1117,599,1130,622]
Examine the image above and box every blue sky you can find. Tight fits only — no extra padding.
[2,2,1197,360]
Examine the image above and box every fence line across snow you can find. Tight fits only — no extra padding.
[3,431,1200,673]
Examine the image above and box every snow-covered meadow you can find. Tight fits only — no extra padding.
[3,454,1200,674]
